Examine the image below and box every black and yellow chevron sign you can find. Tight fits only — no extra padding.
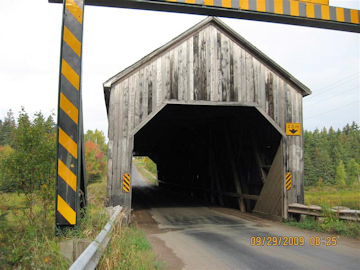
[56,0,85,227]
[123,173,131,193]
[286,172,293,190]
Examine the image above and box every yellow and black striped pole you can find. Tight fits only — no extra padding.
[55,0,86,228]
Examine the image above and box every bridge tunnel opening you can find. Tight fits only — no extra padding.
[133,104,282,213]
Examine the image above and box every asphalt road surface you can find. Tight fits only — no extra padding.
[131,166,360,270]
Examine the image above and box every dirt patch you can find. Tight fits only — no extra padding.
[132,207,185,270]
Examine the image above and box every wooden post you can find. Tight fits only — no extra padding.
[209,131,224,206]
[224,125,246,212]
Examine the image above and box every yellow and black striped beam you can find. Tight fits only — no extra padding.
[55,0,86,228]
[123,173,131,193]
[49,0,359,33]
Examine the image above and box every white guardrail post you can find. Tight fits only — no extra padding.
[69,205,123,270]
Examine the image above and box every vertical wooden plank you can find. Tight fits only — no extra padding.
[170,48,178,100]
[178,41,188,101]
[130,74,136,132]
[143,67,149,120]
[206,27,212,101]
[138,68,144,123]
[265,71,274,119]
[240,48,247,102]
[279,79,285,130]
[252,59,258,105]
[246,52,255,103]
[178,44,184,101]
[193,32,200,100]
[229,40,235,102]
[187,37,194,101]
[200,29,208,101]
[147,64,153,115]
[115,80,126,203]
[216,31,222,102]
[232,43,241,102]
[220,33,230,101]
[107,85,117,203]
[164,52,171,101]
[121,77,130,206]
[209,26,217,101]
[273,74,280,125]
[134,72,140,127]
[156,58,162,108]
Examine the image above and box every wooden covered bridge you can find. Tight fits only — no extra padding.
[103,17,311,220]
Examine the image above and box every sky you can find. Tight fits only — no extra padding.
[0,0,359,136]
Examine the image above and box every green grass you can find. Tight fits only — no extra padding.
[0,192,71,269]
[98,225,163,270]
[287,185,360,239]
[285,215,360,239]
[305,183,360,210]
[0,177,161,269]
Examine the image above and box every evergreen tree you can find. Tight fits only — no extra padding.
[335,160,347,187]
[347,158,359,185]
[304,122,359,187]
[0,110,15,146]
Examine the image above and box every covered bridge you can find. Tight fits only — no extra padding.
[103,17,311,220]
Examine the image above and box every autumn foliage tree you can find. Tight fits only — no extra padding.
[85,137,106,184]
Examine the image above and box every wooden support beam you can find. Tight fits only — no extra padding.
[253,141,267,184]
[224,125,246,212]
[209,131,224,206]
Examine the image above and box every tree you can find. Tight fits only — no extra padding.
[0,145,15,191]
[335,160,347,187]
[84,140,106,184]
[0,109,15,146]
[85,129,107,154]
[1,108,56,221]
[347,159,359,185]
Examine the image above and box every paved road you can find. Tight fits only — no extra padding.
[131,166,360,270]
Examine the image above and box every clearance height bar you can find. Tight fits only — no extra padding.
[49,0,360,33]
[56,0,86,228]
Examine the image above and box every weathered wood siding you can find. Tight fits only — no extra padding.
[106,22,304,210]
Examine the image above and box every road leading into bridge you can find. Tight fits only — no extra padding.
[131,166,360,270]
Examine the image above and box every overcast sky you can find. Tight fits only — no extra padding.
[0,0,359,135]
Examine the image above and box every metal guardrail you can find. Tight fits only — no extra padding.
[69,205,123,270]
[288,203,360,222]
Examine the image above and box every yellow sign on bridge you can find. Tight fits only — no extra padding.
[286,123,301,136]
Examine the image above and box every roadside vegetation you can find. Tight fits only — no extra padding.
[0,108,159,269]
[285,204,360,240]
[287,122,360,238]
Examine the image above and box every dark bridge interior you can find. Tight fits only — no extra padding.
[133,104,282,212]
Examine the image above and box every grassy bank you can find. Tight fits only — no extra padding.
[304,183,360,210]
[286,184,360,239]
[0,178,160,269]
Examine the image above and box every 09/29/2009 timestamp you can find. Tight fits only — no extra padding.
[250,236,337,246]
